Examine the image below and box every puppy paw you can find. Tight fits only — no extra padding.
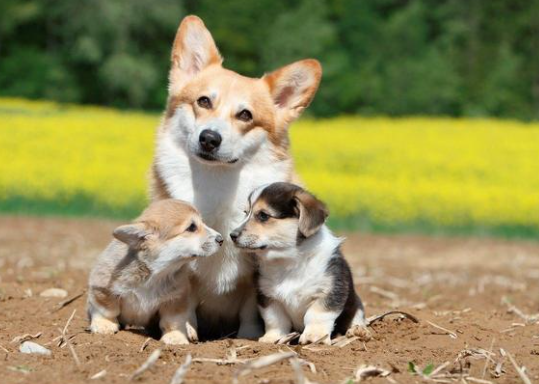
[299,327,331,345]
[258,331,285,344]
[237,323,264,340]
[90,317,120,335]
[161,330,189,345]
[346,325,372,341]
[186,323,198,342]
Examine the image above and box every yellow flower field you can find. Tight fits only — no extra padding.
[1,98,539,236]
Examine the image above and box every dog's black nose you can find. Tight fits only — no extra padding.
[215,234,224,246]
[199,129,222,152]
[230,231,239,242]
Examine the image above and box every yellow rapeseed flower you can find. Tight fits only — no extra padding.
[1,98,538,234]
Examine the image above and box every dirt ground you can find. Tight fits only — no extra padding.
[0,216,538,384]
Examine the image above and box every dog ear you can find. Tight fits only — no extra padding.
[113,223,148,248]
[294,190,328,238]
[169,15,222,94]
[263,59,322,126]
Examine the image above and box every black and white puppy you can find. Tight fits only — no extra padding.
[230,182,369,345]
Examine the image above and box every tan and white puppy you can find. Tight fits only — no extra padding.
[87,199,223,345]
[230,183,368,345]
[151,16,322,339]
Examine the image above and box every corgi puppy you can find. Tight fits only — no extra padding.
[150,16,322,339]
[87,199,223,345]
[230,182,368,345]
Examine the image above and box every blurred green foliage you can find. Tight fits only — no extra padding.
[0,0,538,119]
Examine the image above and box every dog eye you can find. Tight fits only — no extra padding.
[197,96,212,109]
[237,109,252,122]
[186,222,198,232]
[256,211,270,222]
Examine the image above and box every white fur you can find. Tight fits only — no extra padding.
[154,108,292,326]
[257,226,342,331]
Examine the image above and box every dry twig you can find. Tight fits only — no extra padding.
[139,337,151,353]
[501,297,539,325]
[366,310,419,326]
[10,332,42,344]
[278,332,300,345]
[89,370,107,380]
[233,351,296,384]
[504,350,532,384]
[170,354,192,384]
[130,349,161,381]
[333,336,358,348]
[52,291,85,313]
[493,348,506,378]
[466,378,494,384]
[59,310,82,369]
[355,365,391,381]
[427,321,457,339]
[482,338,495,379]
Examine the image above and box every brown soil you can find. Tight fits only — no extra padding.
[1,216,538,384]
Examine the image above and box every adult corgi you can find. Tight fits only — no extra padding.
[150,15,321,339]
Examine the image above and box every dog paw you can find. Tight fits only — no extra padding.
[161,330,189,345]
[346,325,372,341]
[299,328,331,345]
[91,317,120,335]
[186,323,199,342]
[258,331,284,344]
[237,323,264,340]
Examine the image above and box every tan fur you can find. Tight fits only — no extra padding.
[149,15,322,339]
[88,199,222,345]
[298,301,334,345]
[136,198,197,239]
[295,190,328,238]
[243,200,298,240]
[152,16,322,200]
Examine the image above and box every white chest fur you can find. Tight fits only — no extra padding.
[154,130,292,295]
[258,228,341,330]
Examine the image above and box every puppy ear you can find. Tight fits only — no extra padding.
[263,59,322,126]
[169,15,222,94]
[113,223,148,248]
[294,190,328,238]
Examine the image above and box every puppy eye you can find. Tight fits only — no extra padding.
[256,211,270,223]
[186,222,198,232]
[237,109,252,122]
[197,96,212,109]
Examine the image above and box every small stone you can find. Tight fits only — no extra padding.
[19,341,51,356]
[39,288,68,298]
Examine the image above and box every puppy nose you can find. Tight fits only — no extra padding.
[215,234,224,246]
[230,231,239,242]
[199,129,222,152]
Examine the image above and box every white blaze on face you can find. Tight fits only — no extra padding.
[169,88,269,165]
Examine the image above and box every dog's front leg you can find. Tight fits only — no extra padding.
[236,289,264,339]
[88,287,121,335]
[186,298,199,342]
[258,300,292,343]
[159,298,191,345]
[299,300,339,345]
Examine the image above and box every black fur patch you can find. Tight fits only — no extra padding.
[324,248,351,310]
[325,247,365,335]
[258,182,302,219]
[254,265,270,308]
